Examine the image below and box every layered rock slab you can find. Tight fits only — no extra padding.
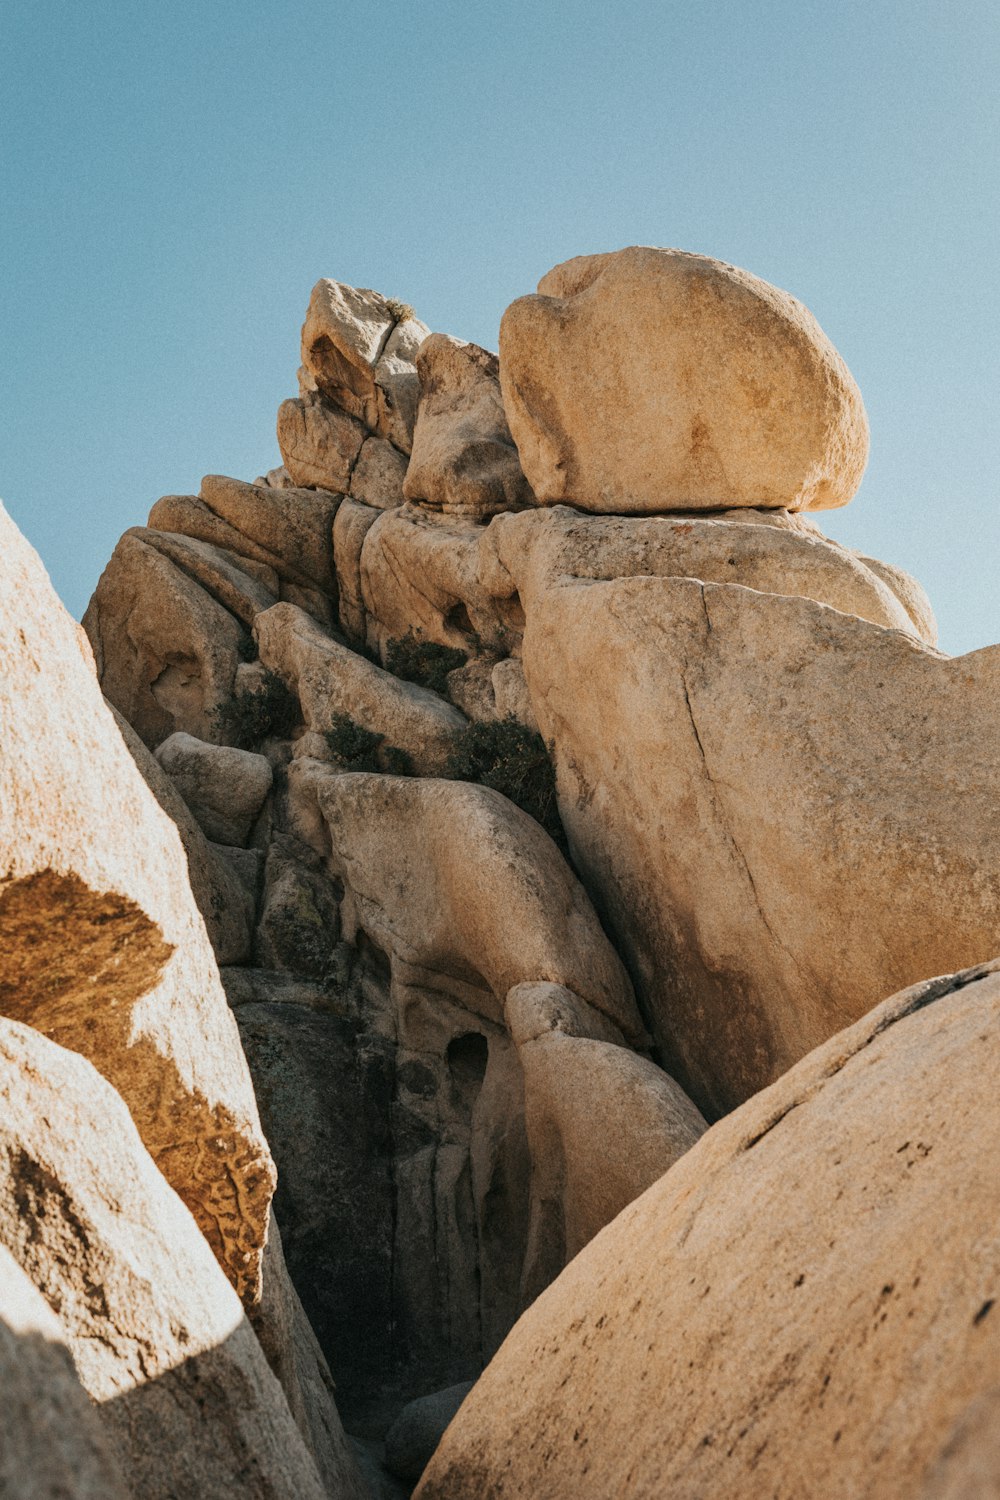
[417,961,1000,1500]
[496,548,1000,1114]
[499,246,869,514]
[0,501,274,1301]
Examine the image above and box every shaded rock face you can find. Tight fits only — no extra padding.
[0,1017,334,1500]
[416,962,1000,1500]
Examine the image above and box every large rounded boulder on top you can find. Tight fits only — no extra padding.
[499,246,869,515]
[417,961,1000,1500]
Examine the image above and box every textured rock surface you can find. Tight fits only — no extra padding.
[278,392,367,492]
[497,543,1000,1115]
[256,601,467,775]
[111,706,255,964]
[156,730,273,845]
[1,502,274,1302]
[417,962,1000,1500]
[84,527,245,744]
[300,278,430,452]
[480,502,926,639]
[404,334,533,517]
[287,767,641,1041]
[500,246,869,514]
[0,1018,336,1500]
[0,1244,129,1500]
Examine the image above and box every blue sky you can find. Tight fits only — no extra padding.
[2,0,997,652]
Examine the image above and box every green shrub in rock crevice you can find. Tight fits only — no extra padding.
[384,633,468,696]
[221,669,299,749]
[445,717,565,850]
[325,713,415,776]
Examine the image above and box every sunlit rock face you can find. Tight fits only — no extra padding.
[500,246,869,515]
[6,246,993,1497]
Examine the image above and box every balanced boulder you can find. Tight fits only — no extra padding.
[499,246,869,514]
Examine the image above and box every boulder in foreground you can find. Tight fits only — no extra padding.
[418,961,1000,1500]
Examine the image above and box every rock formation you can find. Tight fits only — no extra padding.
[4,247,997,1496]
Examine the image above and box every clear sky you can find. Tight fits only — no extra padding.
[3,0,998,653]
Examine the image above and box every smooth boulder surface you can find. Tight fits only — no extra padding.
[417,961,1000,1500]
[501,555,1000,1115]
[111,707,255,964]
[0,1018,339,1500]
[403,334,534,518]
[499,246,869,514]
[155,730,273,845]
[506,981,706,1294]
[1,502,274,1303]
[286,765,642,1041]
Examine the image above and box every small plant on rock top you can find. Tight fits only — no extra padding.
[384,297,415,324]
[384,632,468,696]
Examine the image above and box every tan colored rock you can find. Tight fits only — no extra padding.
[300,278,430,452]
[256,602,467,776]
[491,658,538,732]
[4,502,274,1302]
[200,473,342,594]
[418,962,1000,1500]
[480,503,922,638]
[350,434,408,509]
[404,334,533,517]
[110,706,254,965]
[333,497,381,643]
[277,393,366,492]
[921,1389,1000,1499]
[285,765,642,1042]
[156,731,273,846]
[0,1017,335,1500]
[84,529,244,745]
[149,489,333,596]
[374,315,429,453]
[0,1244,129,1499]
[506,981,705,1295]
[360,505,517,656]
[140,526,279,624]
[499,246,869,514]
[853,547,939,645]
[491,532,1000,1115]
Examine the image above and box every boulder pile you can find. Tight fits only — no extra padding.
[2,245,997,1497]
